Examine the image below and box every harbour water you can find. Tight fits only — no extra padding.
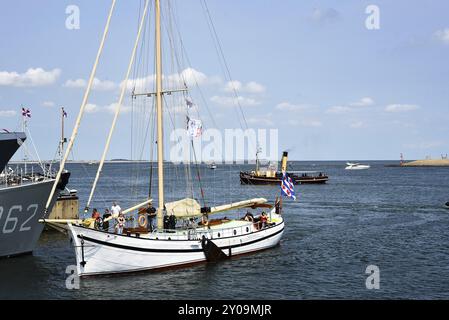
[1,161,449,299]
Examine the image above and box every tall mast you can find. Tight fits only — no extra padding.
[155,0,165,230]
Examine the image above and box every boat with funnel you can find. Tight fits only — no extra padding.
[240,151,328,185]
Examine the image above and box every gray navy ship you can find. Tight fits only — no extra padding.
[0,131,69,258]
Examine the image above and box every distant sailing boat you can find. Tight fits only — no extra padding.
[44,0,285,276]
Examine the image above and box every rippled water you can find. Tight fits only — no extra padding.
[1,161,449,299]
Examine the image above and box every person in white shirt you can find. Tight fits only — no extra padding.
[111,202,122,216]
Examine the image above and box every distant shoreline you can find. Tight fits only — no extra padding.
[9,159,408,164]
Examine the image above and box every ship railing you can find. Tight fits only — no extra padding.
[150,220,276,241]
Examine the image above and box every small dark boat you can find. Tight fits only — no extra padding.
[445,202,449,209]
[240,151,328,185]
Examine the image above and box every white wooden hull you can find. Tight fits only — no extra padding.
[68,214,284,277]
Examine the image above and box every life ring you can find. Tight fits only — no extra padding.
[138,215,148,228]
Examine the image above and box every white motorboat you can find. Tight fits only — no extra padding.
[345,162,371,170]
[209,162,217,170]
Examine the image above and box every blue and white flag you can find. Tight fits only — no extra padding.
[281,172,296,200]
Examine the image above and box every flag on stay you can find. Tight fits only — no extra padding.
[281,172,296,200]
[187,117,202,138]
[62,108,68,117]
[21,108,31,118]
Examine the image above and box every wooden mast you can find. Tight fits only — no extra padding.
[155,0,165,230]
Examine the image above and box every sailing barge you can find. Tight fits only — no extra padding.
[43,0,286,277]
[240,151,328,185]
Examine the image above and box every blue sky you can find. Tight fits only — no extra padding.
[1,0,448,161]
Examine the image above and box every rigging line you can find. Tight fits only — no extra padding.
[198,1,244,131]
[86,0,150,210]
[167,3,218,130]
[200,0,263,197]
[131,0,144,160]
[44,0,117,212]
[131,3,152,201]
[164,2,185,197]
[148,99,156,198]
[201,0,250,131]
[23,126,45,172]
[191,139,206,207]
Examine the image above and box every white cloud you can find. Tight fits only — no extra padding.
[434,28,449,45]
[0,110,16,117]
[122,68,217,93]
[385,104,420,113]
[42,101,55,107]
[85,103,132,115]
[247,115,274,127]
[105,103,132,114]
[326,105,351,114]
[175,68,210,87]
[350,97,374,107]
[326,97,375,114]
[224,80,266,94]
[276,102,311,112]
[210,95,261,107]
[64,77,117,91]
[85,103,100,114]
[0,68,61,87]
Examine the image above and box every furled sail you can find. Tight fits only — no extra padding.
[165,197,270,219]
[166,198,201,218]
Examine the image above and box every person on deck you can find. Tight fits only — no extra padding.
[111,202,122,216]
[244,211,254,222]
[92,208,102,230]
[92,208,100,220]
[260,212,268,229]
[103,208,111,231]
[115,213,126,235]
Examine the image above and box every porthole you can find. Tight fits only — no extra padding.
[233,229,237,235]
